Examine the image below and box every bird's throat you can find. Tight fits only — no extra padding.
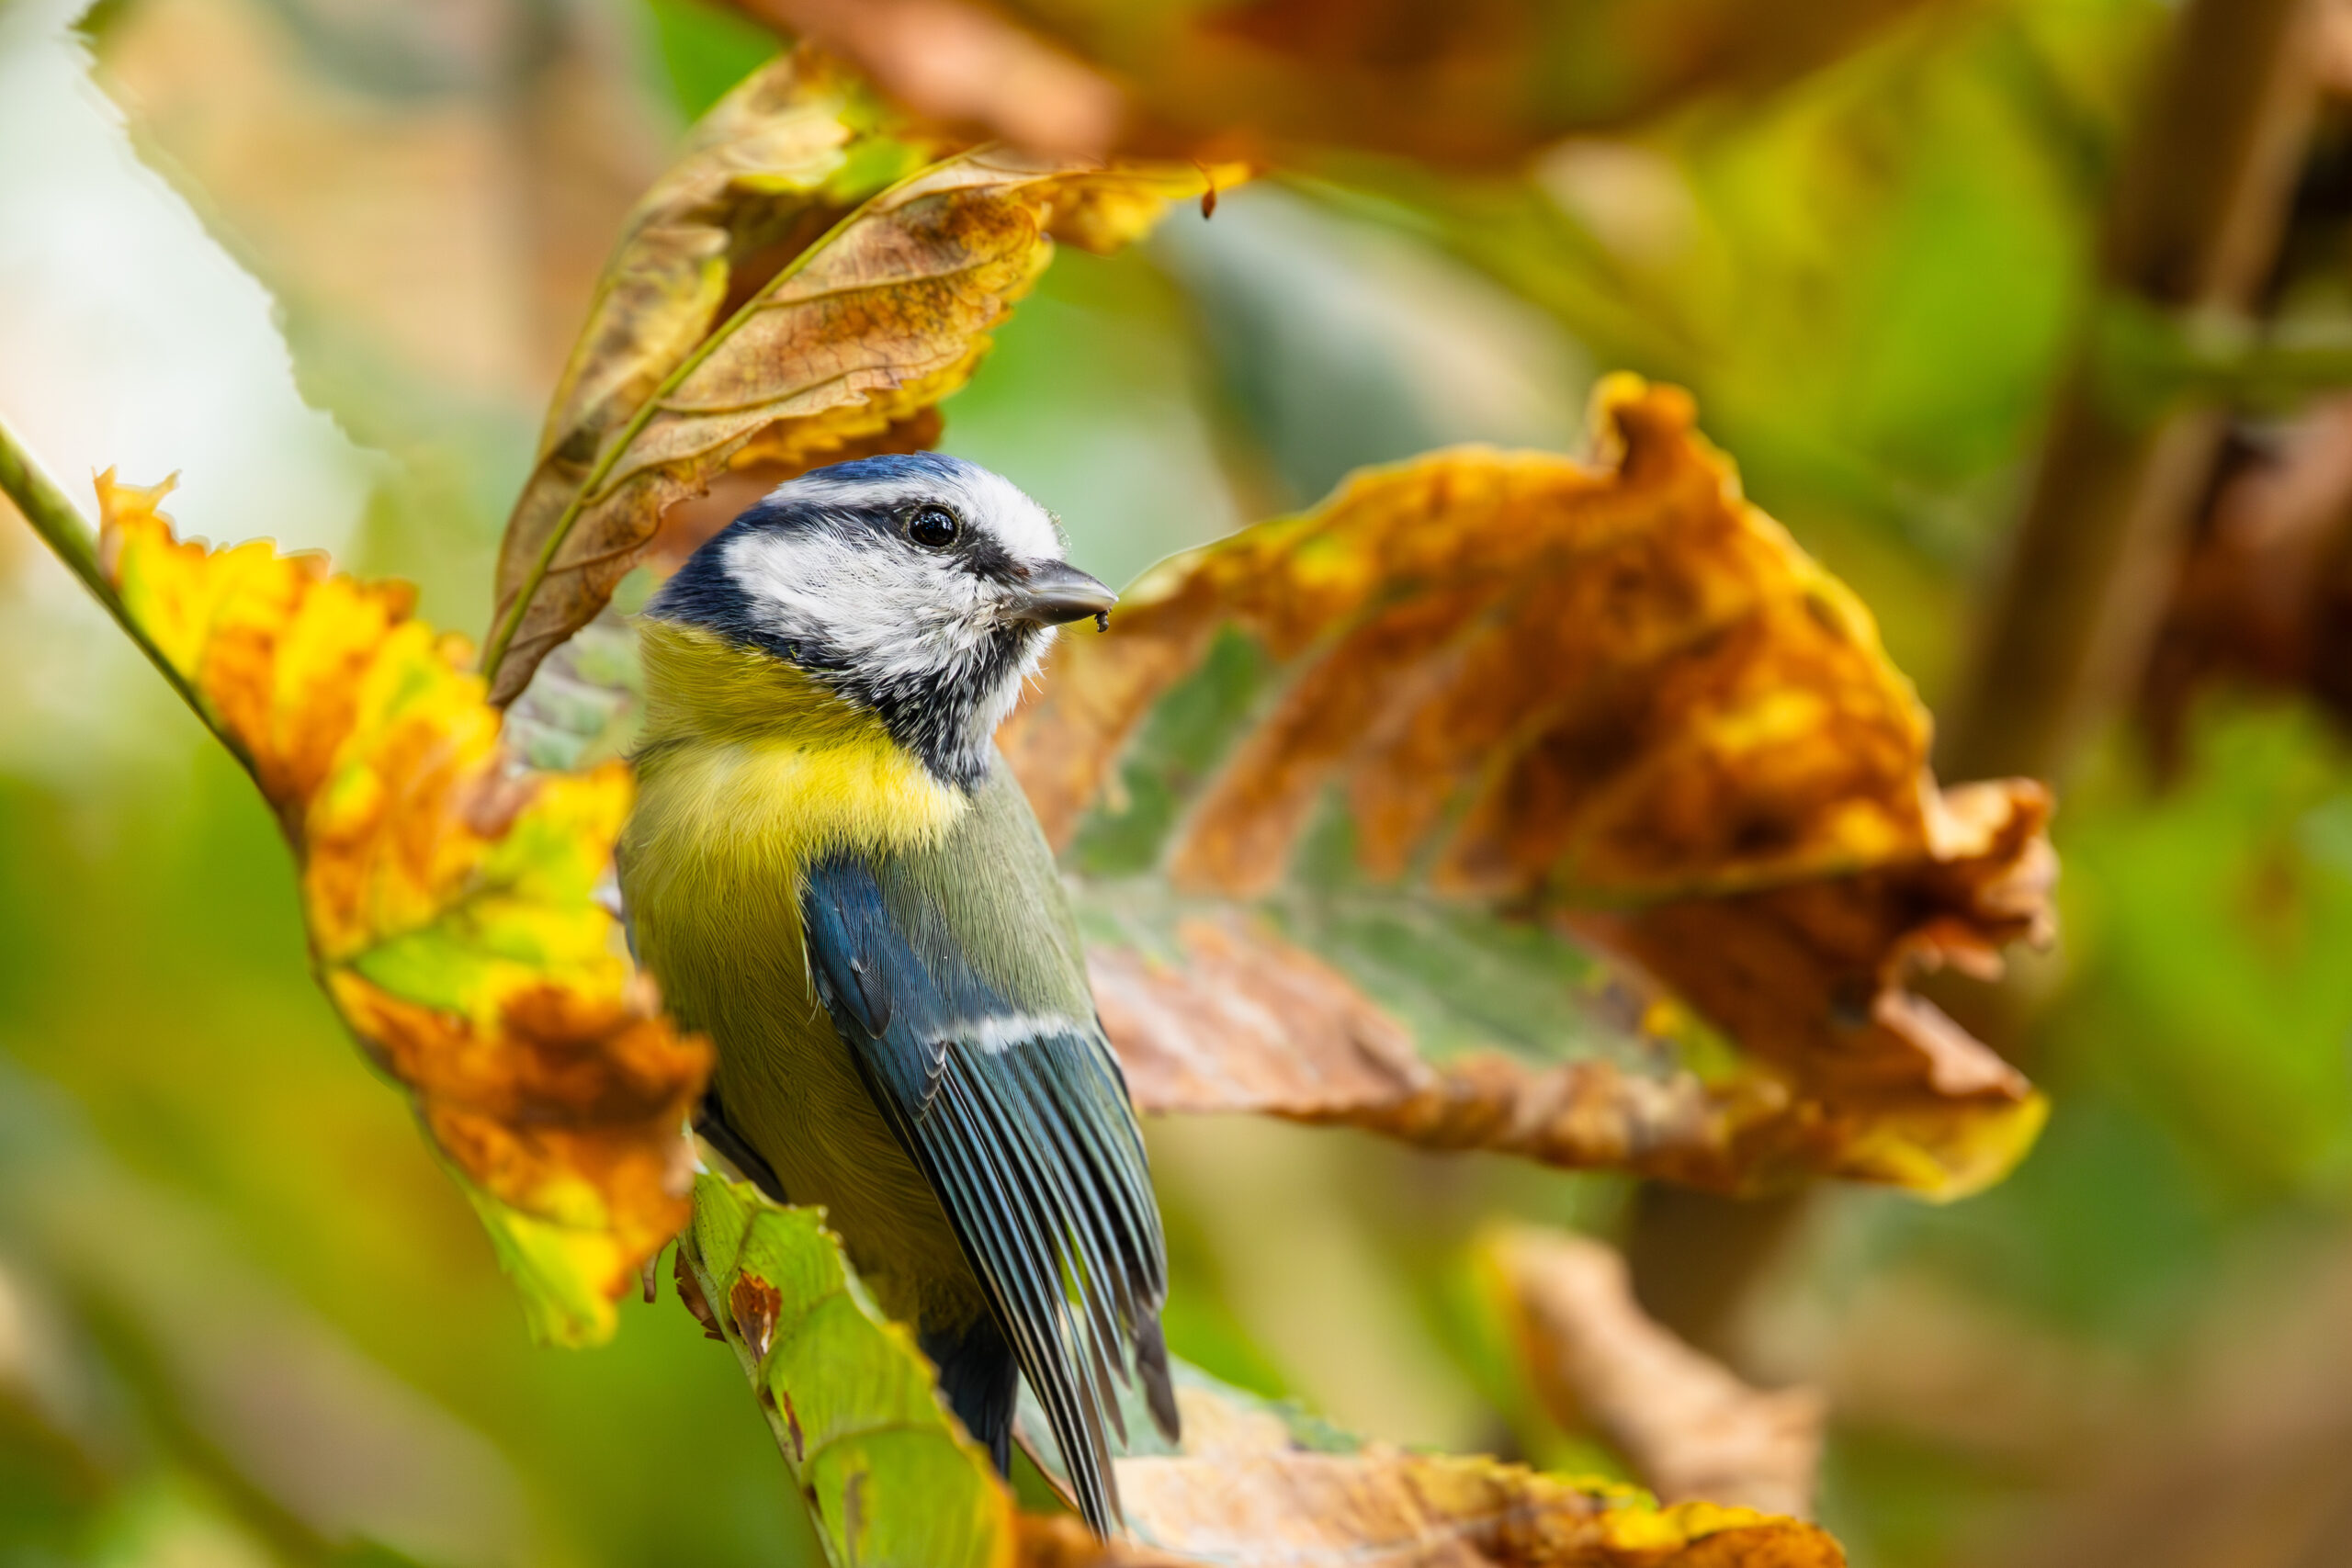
[626,620,969,874]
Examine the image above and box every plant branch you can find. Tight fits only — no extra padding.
[0,412,113,609]
[1937,0,2323,783]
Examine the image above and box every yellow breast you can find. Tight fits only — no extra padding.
[623,620,968,886]
[616,621,976,1320]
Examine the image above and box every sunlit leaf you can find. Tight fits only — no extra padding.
[1001,376,2054,1197]
[679,1174,1014,1568]
[96,474,709,1346]
[483,46,1238,702]
[1478,1224,1825,1519]
[683,1173,1844,1568]
[1090,1382,1845,1567]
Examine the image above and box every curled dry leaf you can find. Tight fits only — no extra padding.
[96,475,708,1346]
[1021,1371,1843,1567]
[484,45,1237,703]
[1481,1225,1825,1519]
[686,1176,1843,1568]
[1001,376,2054,1197]
[726,0,1933,164]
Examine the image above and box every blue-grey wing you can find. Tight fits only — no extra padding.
[797,817,1174,1535]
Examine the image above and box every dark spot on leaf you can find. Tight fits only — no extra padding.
[730,1271,783,1362]
[553,424,598,466]
[675,1247,724,1340]
[782,1389,806,1463]
[842,1469,867,1560]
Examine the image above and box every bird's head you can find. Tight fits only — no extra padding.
[642,452,1114,790]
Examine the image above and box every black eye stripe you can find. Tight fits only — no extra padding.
[961,535,1018,582]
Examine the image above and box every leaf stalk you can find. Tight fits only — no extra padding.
[0,410,243,760]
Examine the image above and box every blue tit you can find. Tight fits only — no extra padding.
[618,452,1177,1536]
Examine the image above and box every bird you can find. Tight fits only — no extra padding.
[616,451,1178,1537]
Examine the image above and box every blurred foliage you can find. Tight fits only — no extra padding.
[5,0,2352,1564]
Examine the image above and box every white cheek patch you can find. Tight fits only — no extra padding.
[970,622,1054,737]
[724,525,1062,728]
[722,458,1078,779]
[724,528,989,684]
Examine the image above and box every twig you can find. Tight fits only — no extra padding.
[0,412,114,610]
[0,412,241,761]
[1937,0,2323,783]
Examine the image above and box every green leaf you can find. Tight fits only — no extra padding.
[679,1176,1013,1568]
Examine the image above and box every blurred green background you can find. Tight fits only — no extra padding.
[5,0,2352,1563]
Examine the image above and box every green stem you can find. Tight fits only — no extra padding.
[0,412,243,761]
[0,412,112,606]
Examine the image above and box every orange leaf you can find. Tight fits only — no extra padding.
[1003,377,2053,1197]
[97,473,709,1344]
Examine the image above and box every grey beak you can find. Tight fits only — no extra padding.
[1007,561,1117,627]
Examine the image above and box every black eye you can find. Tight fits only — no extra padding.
[908,505,960,548]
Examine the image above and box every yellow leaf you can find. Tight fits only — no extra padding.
[97,473,710,1345]
[483,45,1241,703]
[1001,377,2053,1198]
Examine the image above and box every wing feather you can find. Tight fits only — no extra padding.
[798,850,1174,1536]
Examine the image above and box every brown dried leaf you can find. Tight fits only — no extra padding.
[1087,913,1767,1187]
[728,0,1936,164]
[1483,1225,1826,1519]
[483,53,1232,702]
[682,1174,1846,1566]
[1004,377,2053,1196]
[729,0,1124,158]
[1016,1378,1844,1567]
